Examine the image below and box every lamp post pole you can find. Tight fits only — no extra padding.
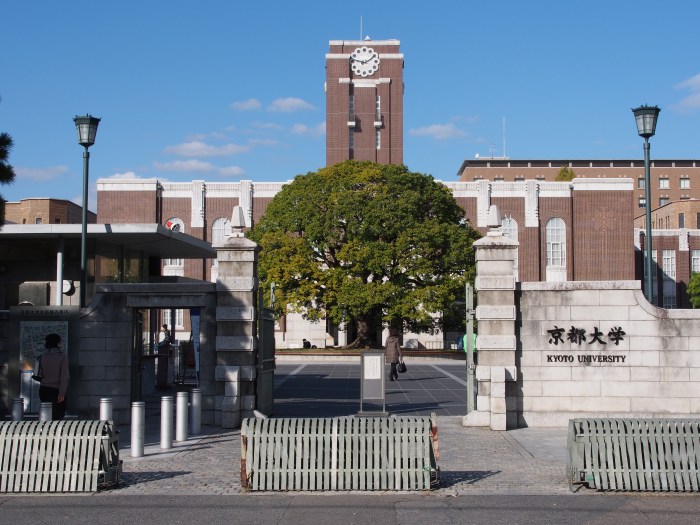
[80,145,90,308]
[632,105,660,305]
[73,115,101,308]
[643,137,654,305]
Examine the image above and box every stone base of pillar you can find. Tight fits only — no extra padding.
[463,410,491,427]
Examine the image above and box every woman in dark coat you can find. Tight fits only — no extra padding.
[384,327,402,381]
[38,333,69,420]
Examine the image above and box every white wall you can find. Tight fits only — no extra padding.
[517,281,700,426]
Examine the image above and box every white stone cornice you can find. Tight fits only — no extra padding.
[572,177,634,191]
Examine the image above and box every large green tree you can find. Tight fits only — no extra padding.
[248,161,481,347]
[688,272,700,308]
[0,97,17,226]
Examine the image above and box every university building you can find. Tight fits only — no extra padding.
[93,38,698,345]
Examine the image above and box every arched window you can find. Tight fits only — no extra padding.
[501,217,519,281]
[163,218,185,274]
[211,217,229,246]
[545,217,566,281]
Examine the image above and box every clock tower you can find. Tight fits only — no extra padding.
[325,39,403,166]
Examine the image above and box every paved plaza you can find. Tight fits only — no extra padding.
[112,361,572,496]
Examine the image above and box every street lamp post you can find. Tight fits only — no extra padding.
[632,105,660,305]
[73,114,101,307]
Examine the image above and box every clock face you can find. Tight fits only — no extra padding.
[350,46,380,77]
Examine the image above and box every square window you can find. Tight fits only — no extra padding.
[680,177,690,189]
[637,178,645,189]
[659,197,670,207]
[638,197,646,208]
[659,178,670,189]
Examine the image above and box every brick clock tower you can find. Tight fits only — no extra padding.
[325,39,403,166]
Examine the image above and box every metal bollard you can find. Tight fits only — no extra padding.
[189,388,201,436]
[12,398,24,421]
[176,391,188,442]
[131,401,145,458]
[39,402,53,421]
[100,397,113,421]
[161,396,173,449]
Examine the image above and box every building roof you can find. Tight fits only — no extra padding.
[456,158,700,178]
[0,223,216,258]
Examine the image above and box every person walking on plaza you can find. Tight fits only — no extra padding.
[38,333,69,420]
[385,327,402,381]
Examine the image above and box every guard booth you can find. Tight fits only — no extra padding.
[0,223,275,427]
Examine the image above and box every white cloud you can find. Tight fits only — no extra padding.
[231,98,262,111]
[164,140,249,157]
[249,138,278,146]
[409,123,467,140]
[217,166,246,177]
[153,160,215,172]
[291,122,326,138]
[674,73,700,113]
[15,165,69,181]
[268,97,315,112]
[105,171,140,179]
[252,122,284,131]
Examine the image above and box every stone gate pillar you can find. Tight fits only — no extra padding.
[463,205,519,430]
[214,232,260,428]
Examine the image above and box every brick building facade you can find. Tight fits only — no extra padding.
[4,198,96,225]
[97,176,635,346]
[632,199,700,308]
[326,39,403,166]
[458,159,700,215]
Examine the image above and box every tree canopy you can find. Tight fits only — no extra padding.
[555,165,576,181]
[247,161,481,347]
[0,98,17,227]
[688,272,700,308]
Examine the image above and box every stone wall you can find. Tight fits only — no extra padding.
[464,212,700,430]
[517,281,700,426]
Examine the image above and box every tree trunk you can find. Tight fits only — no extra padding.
[344,313,375,348]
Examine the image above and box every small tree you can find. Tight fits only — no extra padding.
[555,165,575,182]
[248,161,482,347]
[688,272,700,308]
[0,98,17,227]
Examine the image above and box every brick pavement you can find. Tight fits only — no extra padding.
[109,416,572,496]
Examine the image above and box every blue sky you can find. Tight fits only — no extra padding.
[2,1,699,210]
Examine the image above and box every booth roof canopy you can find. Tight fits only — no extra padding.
[0,223,216,259]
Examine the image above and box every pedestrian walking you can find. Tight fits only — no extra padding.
[384,327,402,381]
